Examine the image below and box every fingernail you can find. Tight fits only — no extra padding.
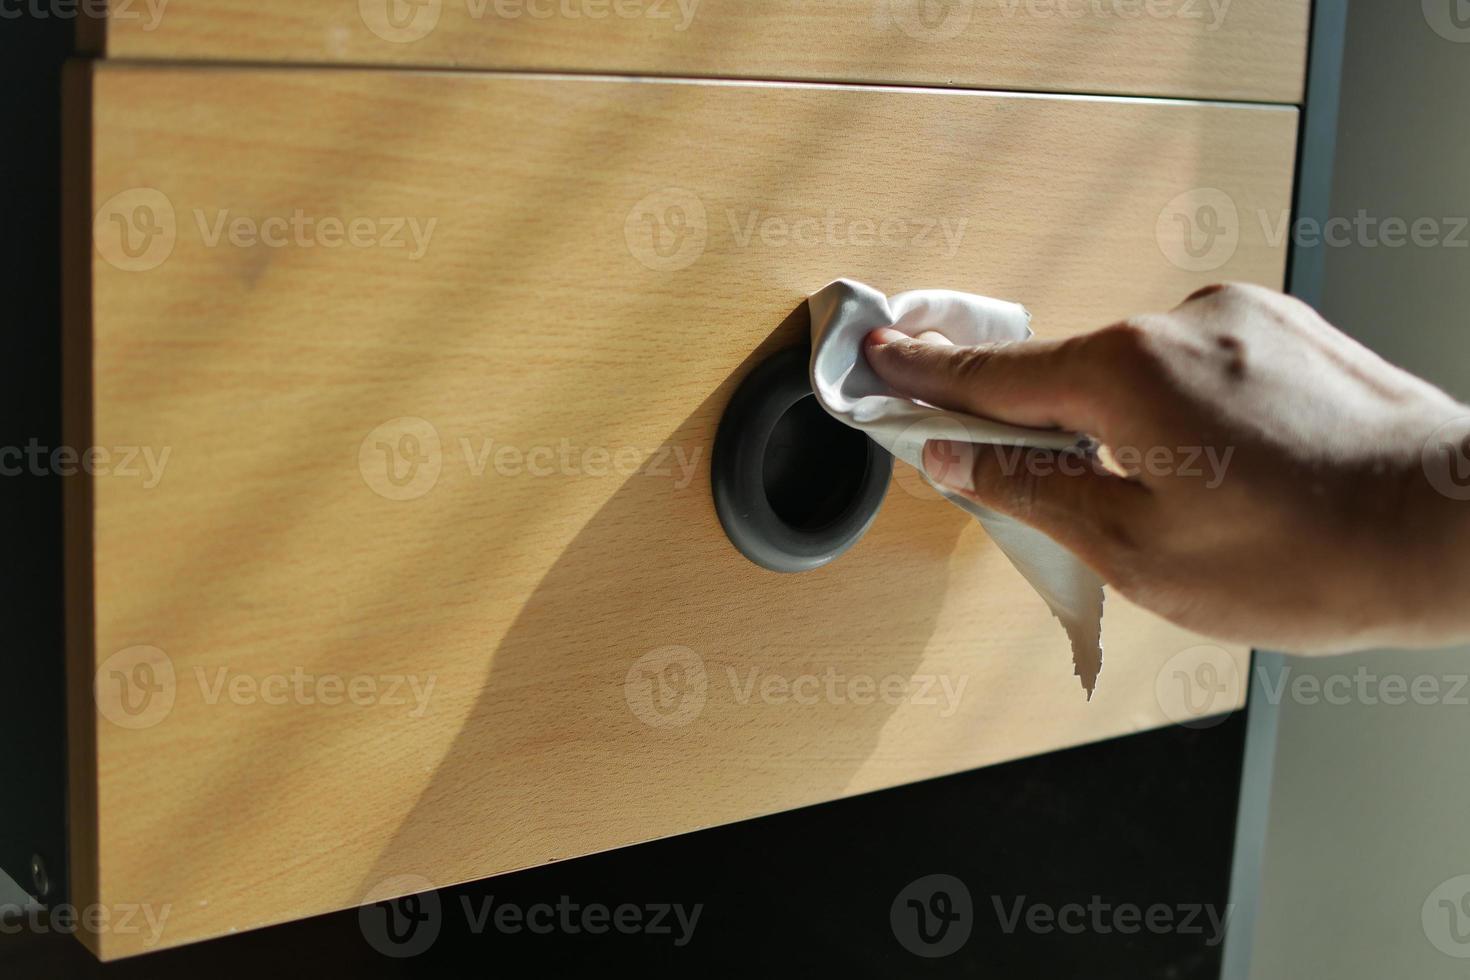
[866,327,908,347]
[923,440,976,492]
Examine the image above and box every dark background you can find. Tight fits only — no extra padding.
[1,9,1252,979]
[6,718,1247,978]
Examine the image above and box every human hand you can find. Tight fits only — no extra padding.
[864,283,1470,653]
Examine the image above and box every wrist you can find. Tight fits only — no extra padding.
[1381,431,1470,647]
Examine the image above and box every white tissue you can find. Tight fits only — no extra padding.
[806,279,1106,698]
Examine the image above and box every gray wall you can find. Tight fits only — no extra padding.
[1228,2,1470,977]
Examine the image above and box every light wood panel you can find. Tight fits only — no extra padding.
[71,63,1296,957]
[96,0,1310,103]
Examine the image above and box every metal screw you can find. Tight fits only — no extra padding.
[30,854,50,901]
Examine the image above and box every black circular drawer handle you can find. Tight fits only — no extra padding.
[711,346,893,573]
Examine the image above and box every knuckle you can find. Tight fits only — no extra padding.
[1013,458,1048,512]
[1080,511,1150,586]
[1090,503,1143,558]
[1081,318,1155,367]
[1070,476,1138,548]
[1103,317,1152,346]
[876,336,944,380]
[1184,281,1255,307]
[976,447,1040,514]
[884,337,927,367]
[1181,282,1230,305]
[1262,286,1326,326]
[952,344,1002,383]
[1097,552,1145,594]
[1190,281,1322,338]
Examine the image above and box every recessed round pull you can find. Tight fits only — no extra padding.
[712,346,892,573]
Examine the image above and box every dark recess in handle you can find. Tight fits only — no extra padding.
[712,346,892,573]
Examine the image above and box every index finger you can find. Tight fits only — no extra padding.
[864,327,1118,437]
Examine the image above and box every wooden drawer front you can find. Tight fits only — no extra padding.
[96,0,1310,103]
[72,64,1295,957]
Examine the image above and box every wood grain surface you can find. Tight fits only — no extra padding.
[71,64,1296,957]
[96,0,1310,103]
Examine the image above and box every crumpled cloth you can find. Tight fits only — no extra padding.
[807,279,1105,698]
